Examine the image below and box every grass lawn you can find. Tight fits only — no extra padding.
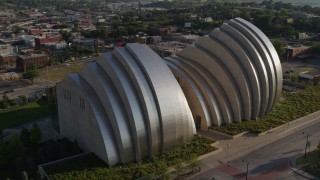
[296,149,320,178]
[0,98,50,131]
[38,62,85,83]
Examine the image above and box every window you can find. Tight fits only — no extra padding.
[63,88,71,102]
[80,97,85,110]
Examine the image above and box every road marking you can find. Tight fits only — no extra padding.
[278,117,320,136]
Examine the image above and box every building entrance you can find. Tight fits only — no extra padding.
[194,115,201,129]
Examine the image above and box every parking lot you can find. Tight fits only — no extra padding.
[0,78,55,100]
[282,54,320,75]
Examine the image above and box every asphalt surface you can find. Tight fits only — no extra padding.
[188,114,320,180]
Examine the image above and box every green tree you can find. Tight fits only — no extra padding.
[291,76,298,83]
[0,56,3,65]
[312,44,320,54]
[22,69,39,84]
[282,26,295,39]
[0,94,10,109]
[30,124,42,145]
[272,40,285,58]
[98,28,109,39]
[20,128,31,146]
[267,0,274,10]
[15,156,25,176]
[0,139,9,166]
[26,156,37,178]
[240,10,251,21]
[7,135,25,166]
[21,95,28,104]
[59,30,72,42]
[307,79,314,86]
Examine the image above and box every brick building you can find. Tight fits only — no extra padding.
[35,34,62,48]
[1,54,17,69]
[16,54,50,72]
[148,26,177,36]
[29,29,41,35]
[0,65,6,73]
[285,45,312,60]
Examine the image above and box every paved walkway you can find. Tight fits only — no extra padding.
[186,111,320,179]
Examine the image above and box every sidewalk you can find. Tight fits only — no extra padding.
[187,110,320,179]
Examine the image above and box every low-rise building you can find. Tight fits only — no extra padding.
[19,35,36,47]
[0,65,6,73]
[74,19,94,29]
[43,41,68,50]
[299,70,320,84]
[285,44,312,60]
[1,54,17,69]
[297,32,308,40]
[29,29,41,35]
[16,53,50,72]
[173,34,200,44]
[72,38,95,47]
[0,42,14,55]
[146,36,161,44]
[0,72,19,82]
[204,17,213,22]
[35,34,62,48]
[148,26,177,36]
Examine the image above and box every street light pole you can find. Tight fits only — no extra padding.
[303,132,310,158]
[227,143,230,158]
[242,159,249,180]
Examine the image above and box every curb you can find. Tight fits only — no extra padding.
[198,148,223,161]
[207,129,248,139]
[289,155,319,180]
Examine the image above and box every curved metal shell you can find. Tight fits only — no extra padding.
[57,18,282,166]
[234,18,282,110]
[164,18,282,127]
[57,43,195,166]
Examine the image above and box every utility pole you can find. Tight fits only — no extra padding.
[242,159,249,180]
[227,143,230,158]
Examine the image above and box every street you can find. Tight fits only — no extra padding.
[189,113,320,180]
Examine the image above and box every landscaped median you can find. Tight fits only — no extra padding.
[45,135,216,179]
[295,148,320,178]
[210,85,320,136]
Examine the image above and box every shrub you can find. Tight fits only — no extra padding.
[47,135,216,179]
[210,85,320,135]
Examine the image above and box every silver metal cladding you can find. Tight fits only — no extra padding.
[165,18,282,129]
[57,18,282,166]
[57,43,195,165]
